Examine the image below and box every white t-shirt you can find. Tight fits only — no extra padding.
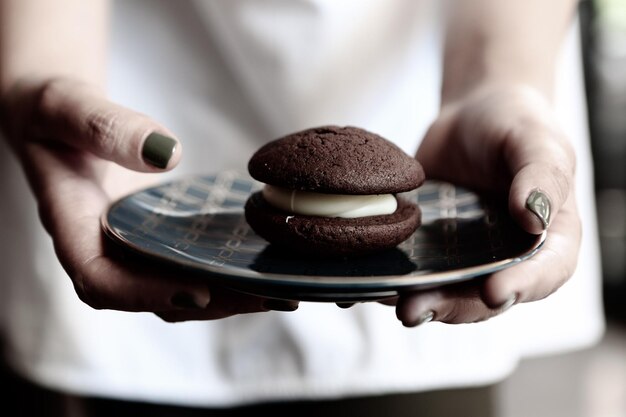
[0,0,604,407]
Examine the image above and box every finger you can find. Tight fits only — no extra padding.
[397,195,580,325]
[156,290,299,323]
[505,123,576,234]
[377,296,398,306]
[69,213,214,313]
[396,280,510,326]
[77,245,214,312]
[24,143,208,312]
[481,193,581,308]
[30,77,181,171]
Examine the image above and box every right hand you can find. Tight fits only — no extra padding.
[394,84,579,325]
[0,77,298,321]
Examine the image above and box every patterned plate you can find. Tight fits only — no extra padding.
[102,171,545,301]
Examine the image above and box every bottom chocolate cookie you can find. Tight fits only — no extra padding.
[244,192,421,257]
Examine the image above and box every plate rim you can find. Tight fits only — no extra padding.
[100,175,546,293]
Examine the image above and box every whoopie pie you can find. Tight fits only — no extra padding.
[244,126,425,256]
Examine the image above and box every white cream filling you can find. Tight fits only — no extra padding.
[262,185,397,218]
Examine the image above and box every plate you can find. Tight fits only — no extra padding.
[102,171,545,301]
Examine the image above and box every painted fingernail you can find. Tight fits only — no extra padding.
[403,310,435,328]
[337,302,356,309]
[263,299,299,312]
[170,291,210,310]
[526,190,551,230]
[142,132,178,169]
[496,293,518,312]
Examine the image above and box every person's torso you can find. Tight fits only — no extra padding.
[0,0,603,406]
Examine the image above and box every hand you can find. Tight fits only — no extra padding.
[0,77,298,322]
[395,84,579,325]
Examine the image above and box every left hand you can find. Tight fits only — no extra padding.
[0,77,288,322]
[394,84,580,325]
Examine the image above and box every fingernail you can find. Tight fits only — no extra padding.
[171,291,210,310]
[337,302,356,309]
[526,190,551,230]
[403,310,435,328]
[496,293,518,312]
[142,132,178,169]
[263,299,299,312]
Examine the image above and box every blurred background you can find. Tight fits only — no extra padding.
[582,0,626,322]
[497,1,626,416]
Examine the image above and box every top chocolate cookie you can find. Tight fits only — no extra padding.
[248,126,425,195]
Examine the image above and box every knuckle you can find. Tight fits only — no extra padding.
[439,301,469,324]
[71,268,106,310]
[509,118,577,196]
[547,163,572,204]
[83,109,123,157]
[70,255,111,310]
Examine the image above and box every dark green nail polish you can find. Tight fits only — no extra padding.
[526,190,551,230]
[263,299,299,312]
[142,132,177,169]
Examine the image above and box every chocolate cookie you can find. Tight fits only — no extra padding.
[245,192,421,256]
[248,126,423,194]
[245,126,425,256]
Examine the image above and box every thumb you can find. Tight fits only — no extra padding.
[28,77,181,172]
[506,123,575,235]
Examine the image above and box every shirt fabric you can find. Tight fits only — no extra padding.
[0,0,604,407]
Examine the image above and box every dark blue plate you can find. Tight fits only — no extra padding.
[101,171,545,301]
